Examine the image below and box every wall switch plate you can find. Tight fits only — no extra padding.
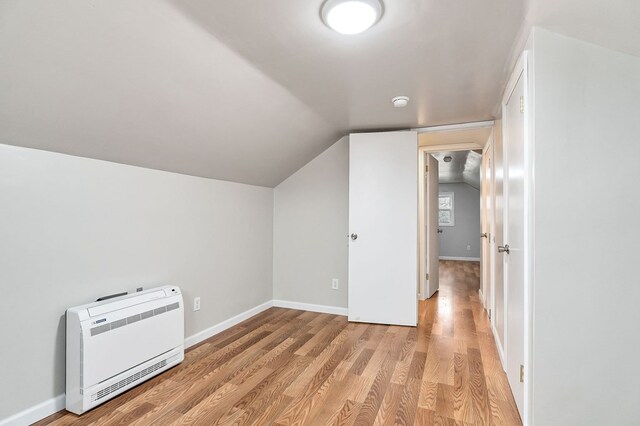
[193,297,201,311]
[332,278,339,290]
[467,244,471,250]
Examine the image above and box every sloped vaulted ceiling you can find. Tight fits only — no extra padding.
[11,0,633,187]
[0,0,530,187]
[0,1,341,187]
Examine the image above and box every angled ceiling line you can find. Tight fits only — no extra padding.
[412,120,495,133]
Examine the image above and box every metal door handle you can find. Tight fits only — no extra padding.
[498,244,510,254]
[437,229,443,234]
[481,233,488,238]
[350,233,358,241]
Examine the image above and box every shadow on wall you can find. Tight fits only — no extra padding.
[54,315,65,397]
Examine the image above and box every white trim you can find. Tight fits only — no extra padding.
[492,321,507,370]
[439,256,480,262]
[273,300,348,316]
[482,131,496,333]
[420,142,485,152]
[413,120,495,133]
[0,395,65,426]
[184,300,274,348]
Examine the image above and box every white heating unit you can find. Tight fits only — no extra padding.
[66,286,184,415]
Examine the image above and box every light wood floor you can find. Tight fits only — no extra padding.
[37,260,521,425]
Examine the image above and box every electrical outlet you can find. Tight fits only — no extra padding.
[193,297,201,311]
[332,278,339,290]
[467,244,471,250]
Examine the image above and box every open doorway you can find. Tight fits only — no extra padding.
[417,124,493,307]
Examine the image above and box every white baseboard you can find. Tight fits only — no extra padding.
[491,321,506,370]
[2,298,348,426]
[273,299,348,316]
[439,256,480,262]
[0,394,65,426]
[184,300,274,349]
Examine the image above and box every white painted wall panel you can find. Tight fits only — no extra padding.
[0,144,273,420]
[531,28,640,425]
[273,137,349,308]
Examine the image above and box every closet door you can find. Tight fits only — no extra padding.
[502,55,528,416]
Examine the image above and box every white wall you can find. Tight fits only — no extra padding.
[273,137,349,309]
[438,183,481,259]
[0,144,273,420]
[531,28,640,424]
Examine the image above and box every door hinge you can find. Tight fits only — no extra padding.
[488,309,491,319]
[519,96,525,113]
[425,273,429,280]
[520,364,525,383]
[425,165,429,173]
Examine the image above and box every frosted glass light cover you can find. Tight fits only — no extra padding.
[322,0,383,35]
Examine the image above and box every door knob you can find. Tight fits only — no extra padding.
[498,244,510,254]
[481,233,488,238]
[350,233,358,241]
[437,229,443,234]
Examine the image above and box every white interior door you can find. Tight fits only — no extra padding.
[348,131,418,326]
[426,154,439,298]
[503,63,527,415]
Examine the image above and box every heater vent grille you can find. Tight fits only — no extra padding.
[91,359,168,402]
[90,302,179,336]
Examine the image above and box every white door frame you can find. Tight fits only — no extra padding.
[418,131,491,302]
[500,51,533,426]
[413,120,495,134]
[418,151,427,300]
[480,130,495,318]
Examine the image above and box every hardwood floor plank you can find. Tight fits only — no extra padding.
[247,394,294,426]
[372,382,402,425]
[275,326,368,424]
[352,356,396,425]
[394,377,420,425]
[331,399,361,426]
[467,347,491,424]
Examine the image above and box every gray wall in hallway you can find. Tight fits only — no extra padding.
[438,183,480,259]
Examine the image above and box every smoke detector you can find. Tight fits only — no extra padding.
[391,96,410,108]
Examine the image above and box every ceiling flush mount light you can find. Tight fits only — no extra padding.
[443,155,453,163]
[391,96,410,108]
[321,0,383,35]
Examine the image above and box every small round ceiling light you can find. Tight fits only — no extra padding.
[443,155,453,163]
[321,0,383,35]
[391,96,410,108]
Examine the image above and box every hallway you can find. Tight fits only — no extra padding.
[418,260,521,424]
